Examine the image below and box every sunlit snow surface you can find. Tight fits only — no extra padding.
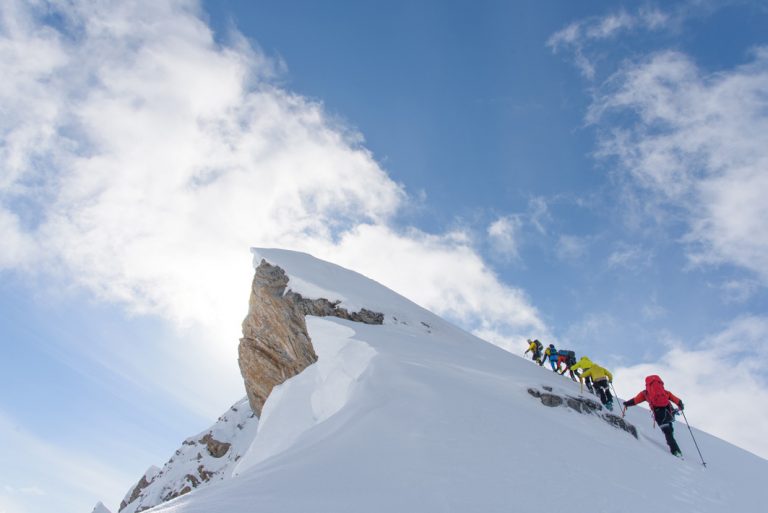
[152,248,764,513]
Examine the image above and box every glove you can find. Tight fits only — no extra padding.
[678,400,684,411]
[622,400,633,408]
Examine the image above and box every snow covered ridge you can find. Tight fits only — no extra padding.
[104,249,765,513]
[117,398,258,513]
[238,256,387,417]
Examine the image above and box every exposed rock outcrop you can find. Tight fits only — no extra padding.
[119,467,159,512]
[118,399,258,513]
[527,387,638,438]
[199,433,231,458]
[238,259,383,416]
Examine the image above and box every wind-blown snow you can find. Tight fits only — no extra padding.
[235,319,376,472]
[149,249,764,513]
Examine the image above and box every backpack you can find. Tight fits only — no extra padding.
[533,340,543,351]
[558,350,576,365]
[645,375,670,408]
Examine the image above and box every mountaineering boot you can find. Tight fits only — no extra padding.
[673,450,683,458]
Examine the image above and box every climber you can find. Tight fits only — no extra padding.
[556,349,578,381]
[623,375,685,458]
[579,364,614,410]
[543,343,559,372]
[570,356,595,393]
[524,339,543,364]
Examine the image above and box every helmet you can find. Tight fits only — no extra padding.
[549,344,555,349]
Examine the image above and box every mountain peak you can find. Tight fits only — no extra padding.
[116,249,766,513]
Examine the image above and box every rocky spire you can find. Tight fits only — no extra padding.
[238,259,383,416]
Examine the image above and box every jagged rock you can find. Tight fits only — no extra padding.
[528,386,636,438]
[566,395,602,413]
[238,260,321,416]
[199,433,230,458]
[119,468,158,511]
[239,260,383,415]
[539,393,564,407]
[284,292,384,324]
[118,399,257,513]
[602,413,638,439]
[198,465,214,482]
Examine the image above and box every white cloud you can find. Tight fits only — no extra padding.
[547,7,671,78]
[614,316,768,460]
[528,196,550,234]
[315,224,549,347]
[0,0,548,417]
[641,301,666,321]
[590,48,768,284]
[607,242,653,270]
[720,279,760,304]
[487,215,523,259]
[556,234,590,261]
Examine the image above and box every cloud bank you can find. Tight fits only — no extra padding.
[590,49,768,284]
[0,0,547,416]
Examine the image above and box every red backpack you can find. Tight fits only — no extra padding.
[645,375,670,408]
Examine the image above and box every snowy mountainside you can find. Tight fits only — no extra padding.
[139,248,765,513]
[118,398,257,513]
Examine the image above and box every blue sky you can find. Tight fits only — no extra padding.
[1,1,768,512]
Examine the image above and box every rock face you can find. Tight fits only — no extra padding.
[238,259,383,416]
[118,398,258,513]
[527,387,638,438]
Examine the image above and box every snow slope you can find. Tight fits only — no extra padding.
[148,248,765,512]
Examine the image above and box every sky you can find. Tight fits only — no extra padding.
[1,1,767,512]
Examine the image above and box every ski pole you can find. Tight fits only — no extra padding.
[681,410,707,467]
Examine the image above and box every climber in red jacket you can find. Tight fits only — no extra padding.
[623,375,685,457]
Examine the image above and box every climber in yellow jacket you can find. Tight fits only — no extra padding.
[580,364,614,411]
[570,356,595,394]
[524,339,543,365]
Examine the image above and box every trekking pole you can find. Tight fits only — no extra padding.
[680,410,707,467]
[610,382,620,404]
[609,382,622,414]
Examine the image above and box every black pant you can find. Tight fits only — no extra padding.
[594,379,612,405]
[653,406,681,454]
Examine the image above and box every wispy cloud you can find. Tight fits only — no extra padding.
[486,196,552,260]
[547,7,671,78]
[719,279,760,304]
[590,48,768,284]
[607,242,653,271]
[614,316,768,460]
[556,234,591,262]
[487,215,524,260]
